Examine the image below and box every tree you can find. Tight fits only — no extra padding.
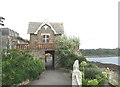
[0,17,5,26]
[55,35,87,69]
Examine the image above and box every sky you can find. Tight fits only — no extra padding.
[0,0,119,49]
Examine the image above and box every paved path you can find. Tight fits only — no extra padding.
[28,70,72,85]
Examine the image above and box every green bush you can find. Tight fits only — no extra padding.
[87,79,99,85]
[82,79,99,87]
[81,62,110,86]
[80,63,102,79]
[81,61,87,67]
[95,72,110,85]
[2,49,45,86]
[86,63,98,68]
[82,78,89,86]
[84,68,102,79]
[56,49,87,69]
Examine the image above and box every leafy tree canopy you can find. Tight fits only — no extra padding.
[55,35,86,68]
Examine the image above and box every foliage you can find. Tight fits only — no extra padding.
[56,35,87,69]
[95,72,110,85]
[87,79,99,85]
[2,49,45,86]
[110,80,120,87]
[80,62,110,86]
[85,63,98,68]
[80,61,87,79]
[81,61,87,67]
[80,65,102,79]
[82,78,89,86]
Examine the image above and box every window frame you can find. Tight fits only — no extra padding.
[41,34,50,43]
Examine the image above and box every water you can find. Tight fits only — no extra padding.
[86,57,119,66]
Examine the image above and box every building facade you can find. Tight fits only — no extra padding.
[28,21,64,48]
[27,21,64,69]
[0,28,19,51]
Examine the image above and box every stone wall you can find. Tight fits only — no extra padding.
[0,28,24,50]
[0,36,16,50]
[54,51,60,69]
[28,50,45,63]
[37,25,55,43]
[30,34,37,47]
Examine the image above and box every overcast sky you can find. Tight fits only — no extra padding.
[0,0,119,49]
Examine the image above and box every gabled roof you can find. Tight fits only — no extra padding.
[27,22,64,34]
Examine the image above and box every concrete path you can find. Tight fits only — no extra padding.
[28,70,72,85]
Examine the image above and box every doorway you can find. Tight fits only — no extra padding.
[45,50,55,69]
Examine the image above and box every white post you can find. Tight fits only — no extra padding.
[72,60,82,87]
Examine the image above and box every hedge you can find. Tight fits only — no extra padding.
[2,49,45,86]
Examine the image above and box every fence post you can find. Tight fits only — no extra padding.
[72,60,82,87]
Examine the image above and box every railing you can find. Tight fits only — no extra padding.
[16,43,58,50]
[72,60,82,87]
[16,44,29,50]
[34,42,58,50]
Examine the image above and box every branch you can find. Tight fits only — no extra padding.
[0,17,5,20]
[0,17,5,26]
[0,23,4,26]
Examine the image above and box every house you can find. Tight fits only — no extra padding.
[28,21,64,49]
[0,28,19,50]
[0,28,29,51]
[27,20,64,69]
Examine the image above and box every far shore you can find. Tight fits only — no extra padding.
[85,56,118,58]
[89,61,120,71]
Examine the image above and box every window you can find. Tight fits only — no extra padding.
[42,35,49,43]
